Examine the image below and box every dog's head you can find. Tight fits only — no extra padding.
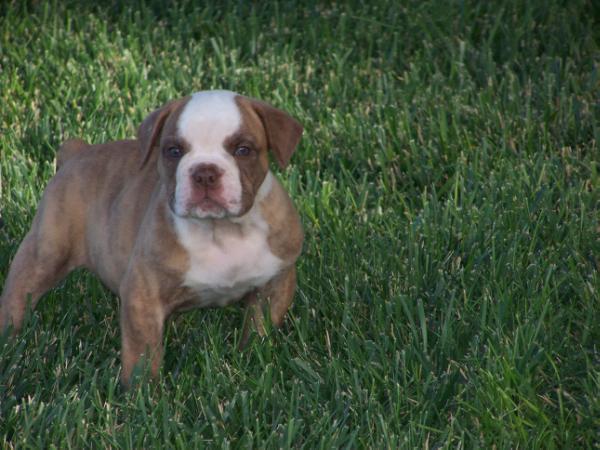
[138,90,302,219]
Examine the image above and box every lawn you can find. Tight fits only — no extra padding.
[0,0,598,448]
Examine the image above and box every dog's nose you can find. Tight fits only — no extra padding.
[191,164,222,187]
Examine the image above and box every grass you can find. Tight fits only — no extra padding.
[0,0,598,447]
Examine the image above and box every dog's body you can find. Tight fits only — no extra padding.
[0,90,303,385]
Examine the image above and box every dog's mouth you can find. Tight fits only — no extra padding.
[195,197,227,215]
[169,192,233,220]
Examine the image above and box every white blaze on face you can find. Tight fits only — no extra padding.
[174,90,243,218]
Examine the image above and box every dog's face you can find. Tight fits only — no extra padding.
[138,91,302,219]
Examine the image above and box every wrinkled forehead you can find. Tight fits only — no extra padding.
[164,90,266,150]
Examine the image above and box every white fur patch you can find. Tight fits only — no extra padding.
[173,172,283,307]
[174,90,243,218]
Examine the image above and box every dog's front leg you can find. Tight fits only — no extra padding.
[263,266,297,328]
[239,289,265,349]
[119,271,166,387]
[239,266,297,349]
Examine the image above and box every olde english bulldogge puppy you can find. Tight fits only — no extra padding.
[0,90,304,386]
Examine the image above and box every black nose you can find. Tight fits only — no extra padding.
[191,164,222,187]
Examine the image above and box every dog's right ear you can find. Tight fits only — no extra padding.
[138,99,183,168]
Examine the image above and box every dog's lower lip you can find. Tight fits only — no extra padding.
[169,193,228,217]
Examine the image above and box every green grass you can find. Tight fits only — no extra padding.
[1,0,598,447]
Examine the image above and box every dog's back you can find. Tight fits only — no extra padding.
[56,138,89,169]
[53,139,162,290]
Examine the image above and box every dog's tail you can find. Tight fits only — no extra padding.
[56,138,89,169]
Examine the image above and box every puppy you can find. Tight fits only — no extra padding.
[0,90,304,385]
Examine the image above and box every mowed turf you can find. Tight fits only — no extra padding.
[0,0,598,447]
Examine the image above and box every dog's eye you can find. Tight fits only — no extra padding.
[164,146,183,159]
[234,146,252,157]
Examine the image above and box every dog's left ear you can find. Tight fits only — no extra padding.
[138,99,184,168]
[249,99,303,169]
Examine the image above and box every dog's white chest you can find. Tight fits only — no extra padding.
[174,215,283,307]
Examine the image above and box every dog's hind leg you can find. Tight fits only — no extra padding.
[0,180,82,333]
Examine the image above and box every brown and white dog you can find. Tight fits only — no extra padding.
[0,90,304,385]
